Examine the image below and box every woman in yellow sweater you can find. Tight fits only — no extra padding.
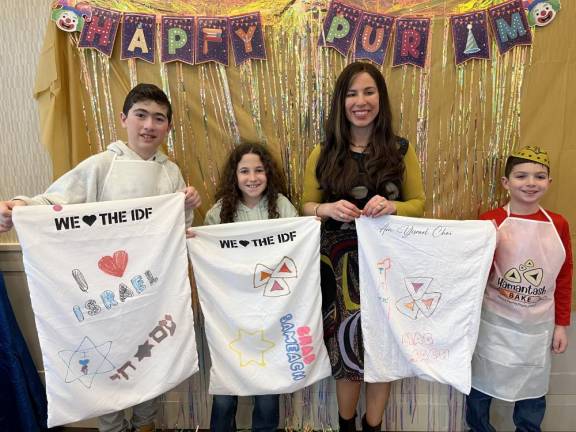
[302,62,425,431]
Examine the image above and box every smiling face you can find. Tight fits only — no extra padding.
[502,162,551,214]
[344,72,380,134]
[236,153,268,208]
[531,2,556,26]
[120,100,171,159]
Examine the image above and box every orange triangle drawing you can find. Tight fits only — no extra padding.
[422,298,434,309]
[279,263,291,273]
[405,302,414,311]
[412,282,424,293]
[271,280,284,291]
[260,271,271,281]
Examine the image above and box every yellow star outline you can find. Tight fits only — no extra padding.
[228,329,275,367]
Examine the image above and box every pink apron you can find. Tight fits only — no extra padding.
[471,206,565,401]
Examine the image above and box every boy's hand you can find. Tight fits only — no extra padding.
[182,186,201,209]
[0,200,26,233]
[552,325,568,354]
[185,228,196,239]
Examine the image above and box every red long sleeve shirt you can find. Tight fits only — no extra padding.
[480,207,573,326]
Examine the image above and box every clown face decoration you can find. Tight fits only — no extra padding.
[525,0,561,27]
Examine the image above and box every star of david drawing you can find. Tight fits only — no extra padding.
[253,256,297,297]
[228,329,275,367]
[58,336,115,388]
[395,277,441,320]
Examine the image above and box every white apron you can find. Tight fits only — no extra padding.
[471,206,565,401]
[101,157,174,201]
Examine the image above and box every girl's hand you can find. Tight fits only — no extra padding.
[552,325,568,354]
[182,186,201,209]
[363,195,396,217]
[185,228,196,239]
[320,200,362,223]
[0,200,26,233]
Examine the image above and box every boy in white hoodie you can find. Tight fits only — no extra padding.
[0,83,201,432]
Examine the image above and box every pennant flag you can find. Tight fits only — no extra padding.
[393,17,431,68]
[450,11,490,65]
[188,217,331,395]
[78,7,121,56]
[489,0,532,55]
[353,12,395,65]
[161,16,195,64]
[356,215,496,394]
[121,13,156,63]
[319,1,362,55]
[229,12,266,65]
[12,194,199,427]
[196,17,229,66]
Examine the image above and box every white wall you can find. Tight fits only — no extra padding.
[0,0,53,244]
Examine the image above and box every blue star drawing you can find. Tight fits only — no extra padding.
[58,336,115,388]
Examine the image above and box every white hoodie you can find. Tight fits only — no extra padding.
[16,140,193,225]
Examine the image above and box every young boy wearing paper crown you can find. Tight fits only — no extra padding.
[466,146,573,432]
[0,83,201,432]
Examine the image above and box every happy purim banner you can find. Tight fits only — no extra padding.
[12,193,199,427]
[58,0,560,67]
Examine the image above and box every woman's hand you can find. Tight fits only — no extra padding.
[363,195,396,217]
[319,200,362,222]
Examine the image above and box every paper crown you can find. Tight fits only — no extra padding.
[509,145,550,168]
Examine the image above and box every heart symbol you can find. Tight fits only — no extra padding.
[78,359,90,366]
[98,250,128,277]
[239,240,250,247]
[82,215,97,226]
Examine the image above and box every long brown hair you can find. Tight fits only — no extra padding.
[215,142,288,223]
[316,61,404,196]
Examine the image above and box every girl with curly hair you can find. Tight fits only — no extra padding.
[204,141,298,431]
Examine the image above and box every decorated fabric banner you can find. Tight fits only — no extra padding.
[451,11,490,65]
[393,17,431,68]
[196,17,230,65]
[121,13,156,63]
[354,12,395,65]
[12,194,199,427]
[356,216,496,394]
[161,16,195,64]
[229,12,266,65]
[78,7,121,56]
[319,1,362,56]
[489,0,532,55]
[188,217,331,395]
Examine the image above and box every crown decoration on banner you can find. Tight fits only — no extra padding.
[51,0,561,67]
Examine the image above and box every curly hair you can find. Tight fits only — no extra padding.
[215,142,288,223]
[316,61,405,196]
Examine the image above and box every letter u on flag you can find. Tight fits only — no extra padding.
[188,217,331,395]
[356,216,496,394]
[12,193,199,427]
